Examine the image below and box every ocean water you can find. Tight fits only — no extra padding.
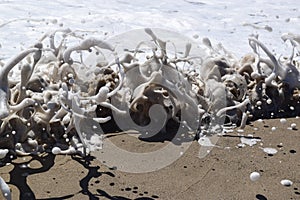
[0,0,299,60]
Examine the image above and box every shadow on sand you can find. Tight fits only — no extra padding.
[3,153,157,200]
[2,154,118,199]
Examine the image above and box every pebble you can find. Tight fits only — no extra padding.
[291,123,297,129]
[281,179,293,186]
[250,172,260,181]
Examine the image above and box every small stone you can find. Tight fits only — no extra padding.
[281,179,293,186]
[250,172,260,181]
[291,123,297,129]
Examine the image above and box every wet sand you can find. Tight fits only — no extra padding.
[1,118,300,200]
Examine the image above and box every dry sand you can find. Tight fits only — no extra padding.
[1,118,300,200]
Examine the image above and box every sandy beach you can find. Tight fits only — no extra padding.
[1,1,300,199]
[1,117,299,200]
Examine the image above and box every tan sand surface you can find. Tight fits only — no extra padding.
[1,118,300,200]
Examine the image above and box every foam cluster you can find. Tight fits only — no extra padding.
[0,28,299,159]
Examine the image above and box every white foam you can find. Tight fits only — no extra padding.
[280,118,287,124]
[0,176,11,200]
[240,137,261,147]
[0,149,9,159]
[198,137,215,147]
[0,0,299,60]
[262,147,278,155]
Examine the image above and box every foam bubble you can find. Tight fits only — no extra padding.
[51,147,61,155]
[280,118,287,124]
